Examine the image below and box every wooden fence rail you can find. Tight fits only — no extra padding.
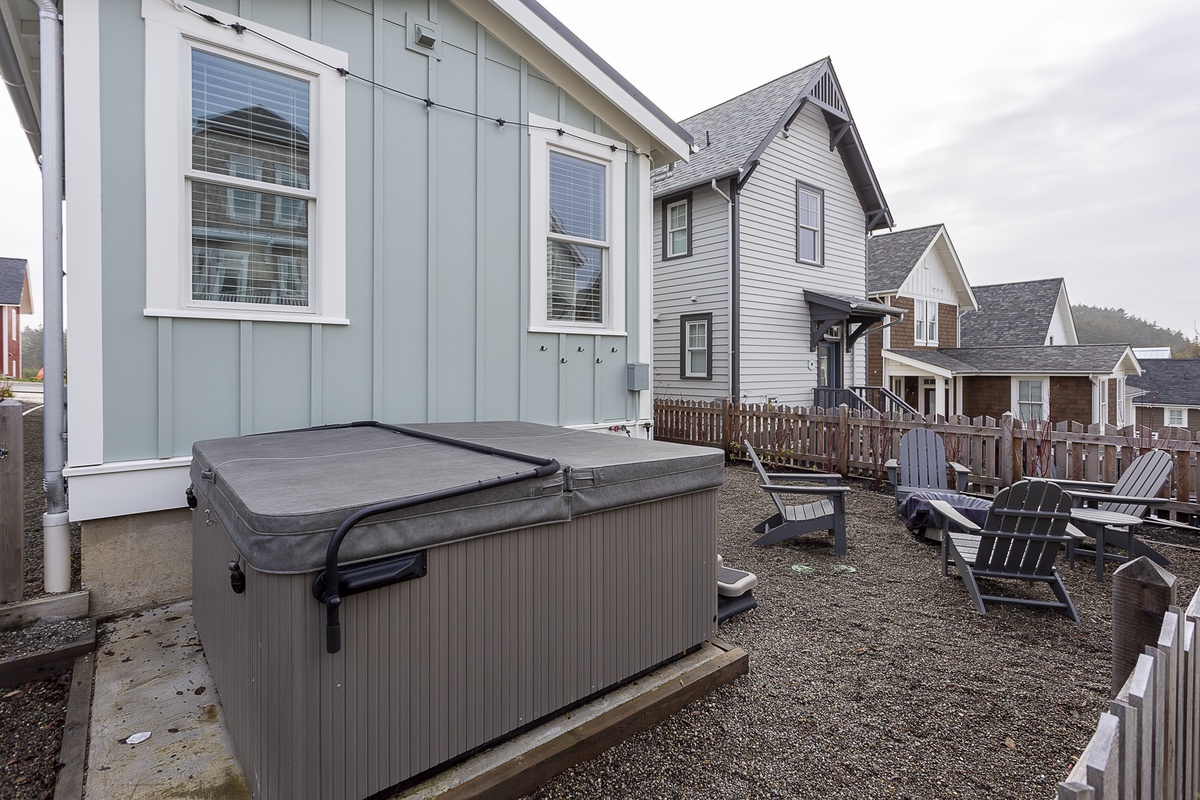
[1058,580,1200,799]
[654,398,1200,525]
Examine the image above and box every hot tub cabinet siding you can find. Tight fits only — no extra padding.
[190,423,720,800]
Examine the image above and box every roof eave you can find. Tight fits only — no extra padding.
[471,0,693,163]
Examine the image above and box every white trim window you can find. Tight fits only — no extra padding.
[529,117,626,332]
[1165,407,1187,428]
[1098,378,1109,425]
[1116,378,1126,426]
[143,0,348,324]
[913,298,938,345]
[796,182,823,264]
[663,196,691,259]
[1014,377,1049,423]
[680,313,712,379]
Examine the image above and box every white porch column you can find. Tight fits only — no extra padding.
[934,376,947,417]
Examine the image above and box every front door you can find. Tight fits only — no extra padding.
[816,340,844,410]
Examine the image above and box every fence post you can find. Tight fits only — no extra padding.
[722,398,733,454]
[0,399,23,603]
[1111,557,1176,698]
[836,404,849,475]
[1000,412,1015,488]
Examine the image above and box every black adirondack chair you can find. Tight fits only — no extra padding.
[930,479,1078,623]
[744,441,849,556]
[885,427,969,503]
[1052,449,1174,580]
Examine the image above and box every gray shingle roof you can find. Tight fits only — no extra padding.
[866,225,943,294]
[1128,358,1200,407]
[959,278,1065,347]
[652,61,826,197]
[889,344,1133,375]
[0,258,27,307]
[650,59,892,230]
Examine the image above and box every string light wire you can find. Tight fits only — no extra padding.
[182,4,651,159]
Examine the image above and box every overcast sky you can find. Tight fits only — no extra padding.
[1,0,1197,337]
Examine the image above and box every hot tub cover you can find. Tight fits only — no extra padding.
[191,421,724,574]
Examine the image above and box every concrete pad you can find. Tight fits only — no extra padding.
[85,602,249,799]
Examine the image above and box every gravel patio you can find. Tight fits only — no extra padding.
[528,463,1200,800]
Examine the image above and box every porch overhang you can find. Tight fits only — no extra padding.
[881,349,956,379]
[805,290,903,350]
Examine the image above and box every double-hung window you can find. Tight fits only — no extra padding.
[1166,407,1186,428]
[680,313,712,379]
[143,0,348,323]
[913,298,938,345]
[796,182,823,264]
[663,194,691,259]
[529,117,626,332]
[1015,378,1048,422]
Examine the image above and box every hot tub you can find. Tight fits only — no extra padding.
[190,421,723,800]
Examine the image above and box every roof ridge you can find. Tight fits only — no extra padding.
[679,57,828,126]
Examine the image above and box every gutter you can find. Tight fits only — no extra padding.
[35,0,69,593]
[0,8,39,159]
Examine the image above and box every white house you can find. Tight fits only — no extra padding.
[650,58,897,409]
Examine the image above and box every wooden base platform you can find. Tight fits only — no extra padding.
[395,638,749,800]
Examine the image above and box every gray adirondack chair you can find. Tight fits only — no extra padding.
[931,479,1078,622]
[744,442,850,556]
[885,427,969,503]
[1052,449,1174,580]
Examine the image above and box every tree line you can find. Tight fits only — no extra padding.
[1072,305,1199,358]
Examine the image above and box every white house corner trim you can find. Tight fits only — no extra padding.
[637,154,653,423]
[63,0,104,464]
[63,459,193,521]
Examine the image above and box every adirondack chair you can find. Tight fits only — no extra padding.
[885,427,969,504]
[1051,449,1174,581]
[744,441,850,555]
[930,480,1078,622]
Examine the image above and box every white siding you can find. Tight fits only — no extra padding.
[737,104,867,406]
[652,184,731,400]
[1047,289,1079,345]
[898,244,958,309]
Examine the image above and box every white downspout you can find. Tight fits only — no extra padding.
[36,0,69,593]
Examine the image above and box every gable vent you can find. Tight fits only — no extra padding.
[808,72,845,115]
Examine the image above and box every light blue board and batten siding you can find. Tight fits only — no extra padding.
[652,184,731,401]
[736,103,868,406]
[97,0,645,464]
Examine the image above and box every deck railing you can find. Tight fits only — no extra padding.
[653,397,1200,524]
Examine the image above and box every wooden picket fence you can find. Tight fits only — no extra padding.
[1058,587,1200,799]
[654,398,1200,525]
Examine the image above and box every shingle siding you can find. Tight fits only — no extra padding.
[1050,377,1093,426]
[962,376,1011,420]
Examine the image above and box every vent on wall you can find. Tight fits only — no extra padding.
[406,13,441,59]
[808,72,845,115]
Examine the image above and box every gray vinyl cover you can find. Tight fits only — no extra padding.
[190,421,725,574]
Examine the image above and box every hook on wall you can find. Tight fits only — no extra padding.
[560,358,567,364]
[577,346,584,352]
[539,345,547,351]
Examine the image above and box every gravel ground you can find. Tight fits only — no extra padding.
[2,415,1197,800]
[1,401,84,800]
[526,464,1200,800]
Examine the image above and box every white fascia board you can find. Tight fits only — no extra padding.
[63,457,192,521]
[881,349,954,379]
[454,0,690,163]
[932,227,978,312]
[1119,348,1142,376]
